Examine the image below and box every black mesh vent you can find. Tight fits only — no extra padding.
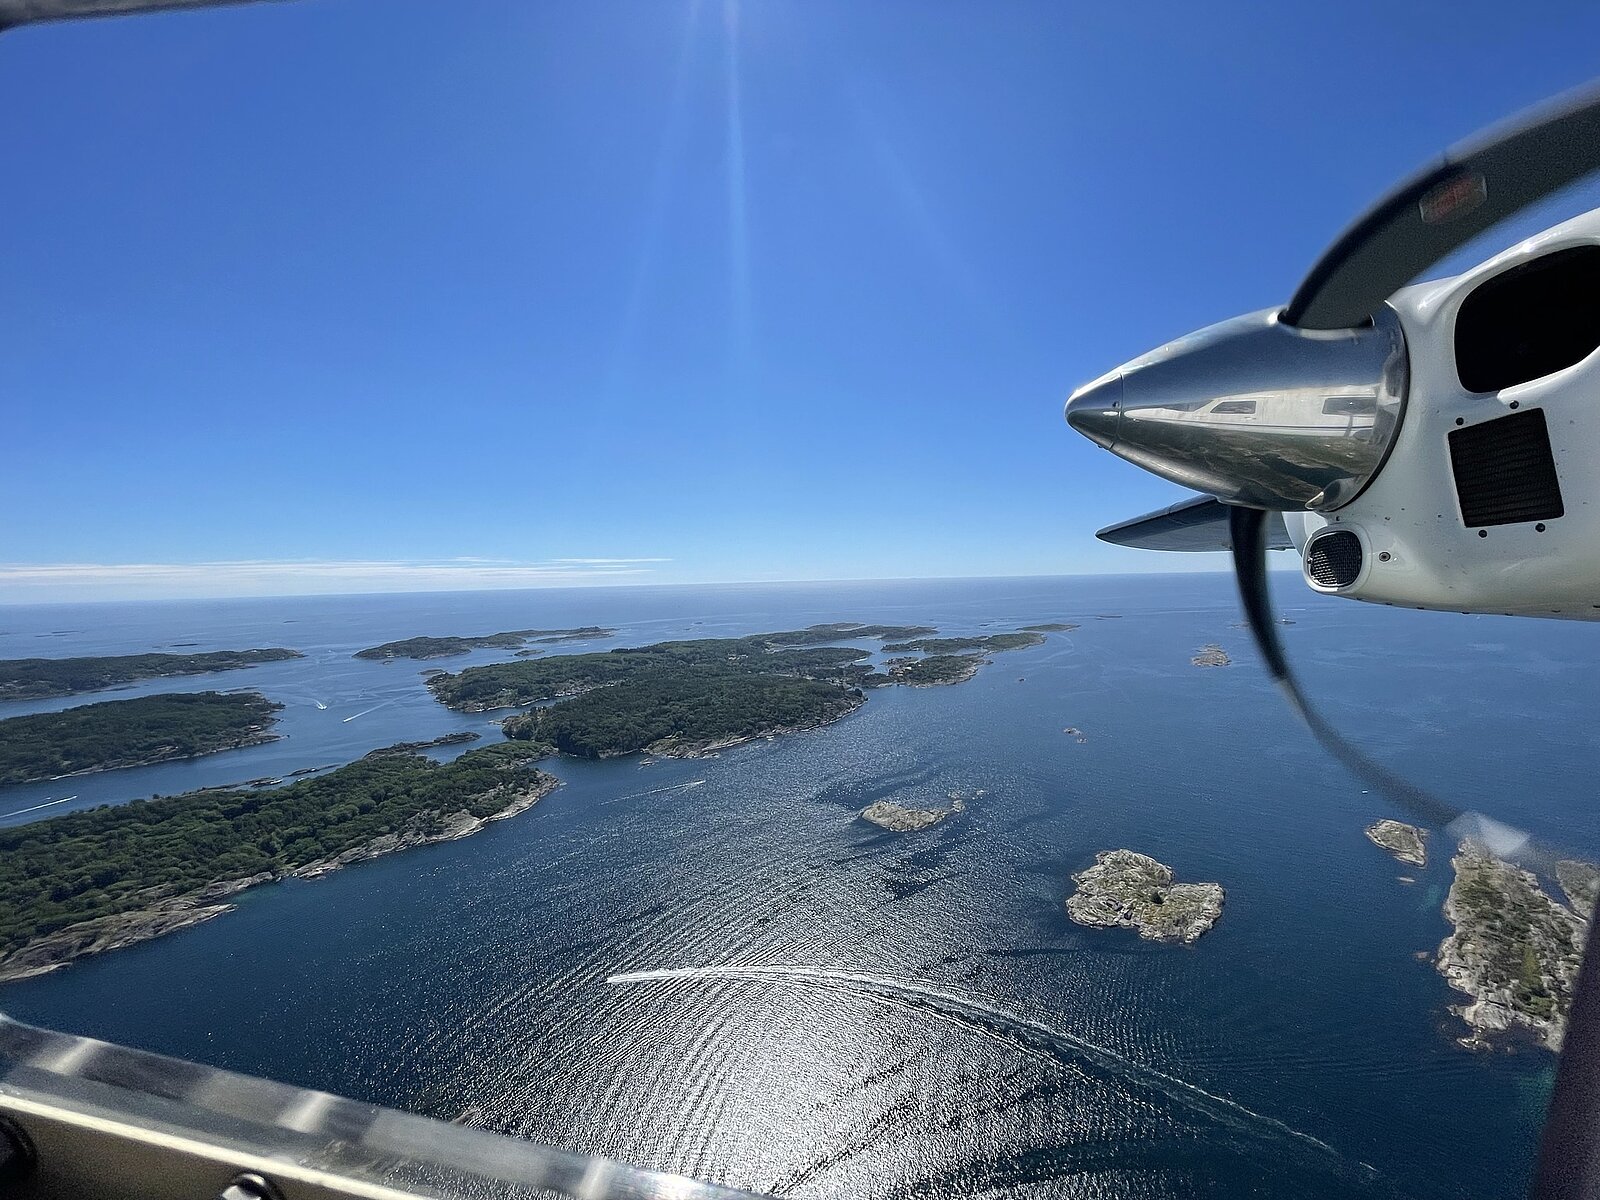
[1449,408,1564,528]
[1306,530,1363,588]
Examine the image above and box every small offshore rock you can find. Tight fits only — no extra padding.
[860,795,964,832]
[1066,850,1224,944]
[1366,819,1427,867]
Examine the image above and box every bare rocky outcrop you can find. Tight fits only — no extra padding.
[1066,850,1224,944]
[1366,819,1427,868]
[1557,860,1600,920]
[860,793,968,832]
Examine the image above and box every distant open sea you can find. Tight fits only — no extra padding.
[2,573,1596,1198]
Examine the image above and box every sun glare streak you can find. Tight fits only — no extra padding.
[722,0,753,368]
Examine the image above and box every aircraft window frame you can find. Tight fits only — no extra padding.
[1454,244,1600,394]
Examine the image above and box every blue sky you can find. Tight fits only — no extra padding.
[5,0,1600,600]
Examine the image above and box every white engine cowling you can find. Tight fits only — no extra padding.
[1286,209,1600,619]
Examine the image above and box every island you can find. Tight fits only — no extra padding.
[0,692,283,786]
[1065,850,1225,944]
[764,623,936,645]
[434,623,1045,760]
[0,649,302,701]
[1021,623,1080,632]
[860,793,966,832]
[361,732,480,759]
[0,741,557,982]
[354,627,615,660]
[880,632,1045,654]
[1191,645,1231,667]
[875,654,984,687]
[1365,819,1427,867]
[1437,840,1586,1050]
[1558,860,1600,920]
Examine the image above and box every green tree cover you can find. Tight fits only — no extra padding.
[879,633,1047,654]
[1453,858,1582,1026]
[504,673,862,757]
[354,627,615,660]
[0,650,303,701]
[0,692,284,785]
[874,655,985,686]
[428,635,874,711]
[441,625,1041,759]
[0,742,551,957]
[760,623,936,646]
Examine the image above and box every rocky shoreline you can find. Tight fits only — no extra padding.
[1437,840,1585,1050]
[860,792,969,832]
[0,773,561,984]
[1366,819,1427,867]
[641,691,868,758]
[30,730,283,784]
[1066,850,1224,944]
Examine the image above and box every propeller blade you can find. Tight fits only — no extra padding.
[1283,81,1600,330]
[1227,504,1461,832]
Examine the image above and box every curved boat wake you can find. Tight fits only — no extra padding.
[607,963,1384,1191]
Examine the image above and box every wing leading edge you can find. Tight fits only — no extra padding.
[0,0,268,32]
[1096,495,1293,553]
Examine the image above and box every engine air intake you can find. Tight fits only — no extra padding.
[1448,408,1564,528]
[1305,530,1363,588]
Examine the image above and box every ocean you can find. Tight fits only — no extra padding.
[1,572,1595,1198]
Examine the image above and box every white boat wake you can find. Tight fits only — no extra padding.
[601,780,707,806]
[342,701,391,723]
[0,796,75,820]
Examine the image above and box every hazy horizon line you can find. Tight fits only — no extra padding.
[0,563,1262,608]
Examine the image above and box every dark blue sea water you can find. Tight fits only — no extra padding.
[2,574,1596,1198]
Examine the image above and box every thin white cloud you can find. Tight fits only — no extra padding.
[549,557,673,565]
[0,558,672,603]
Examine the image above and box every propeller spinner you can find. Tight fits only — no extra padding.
[1062,75,1600,917]
[1067,79,1600,521]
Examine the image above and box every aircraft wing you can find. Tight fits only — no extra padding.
[1095,495,1293,552]
[0,0,268,31]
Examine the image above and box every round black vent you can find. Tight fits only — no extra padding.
[1306,530,1363,588]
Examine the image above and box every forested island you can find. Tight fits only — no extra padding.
[878,655,986,686]
[1438,840,1586,1050]
[0,692,283,785]
[880,632,1045,654]
[0,618,1067,977]
[355,627,614,660]
[434,623,1047,759]
[0,649,302,700]
[0,742,556,981]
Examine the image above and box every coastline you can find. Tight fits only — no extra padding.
[643,691,867,758]
[1437,840,1585,1050]
[16,731,283,786]
[0,772,561,984]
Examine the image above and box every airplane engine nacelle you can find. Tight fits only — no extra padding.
[1285,210,1600,619]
